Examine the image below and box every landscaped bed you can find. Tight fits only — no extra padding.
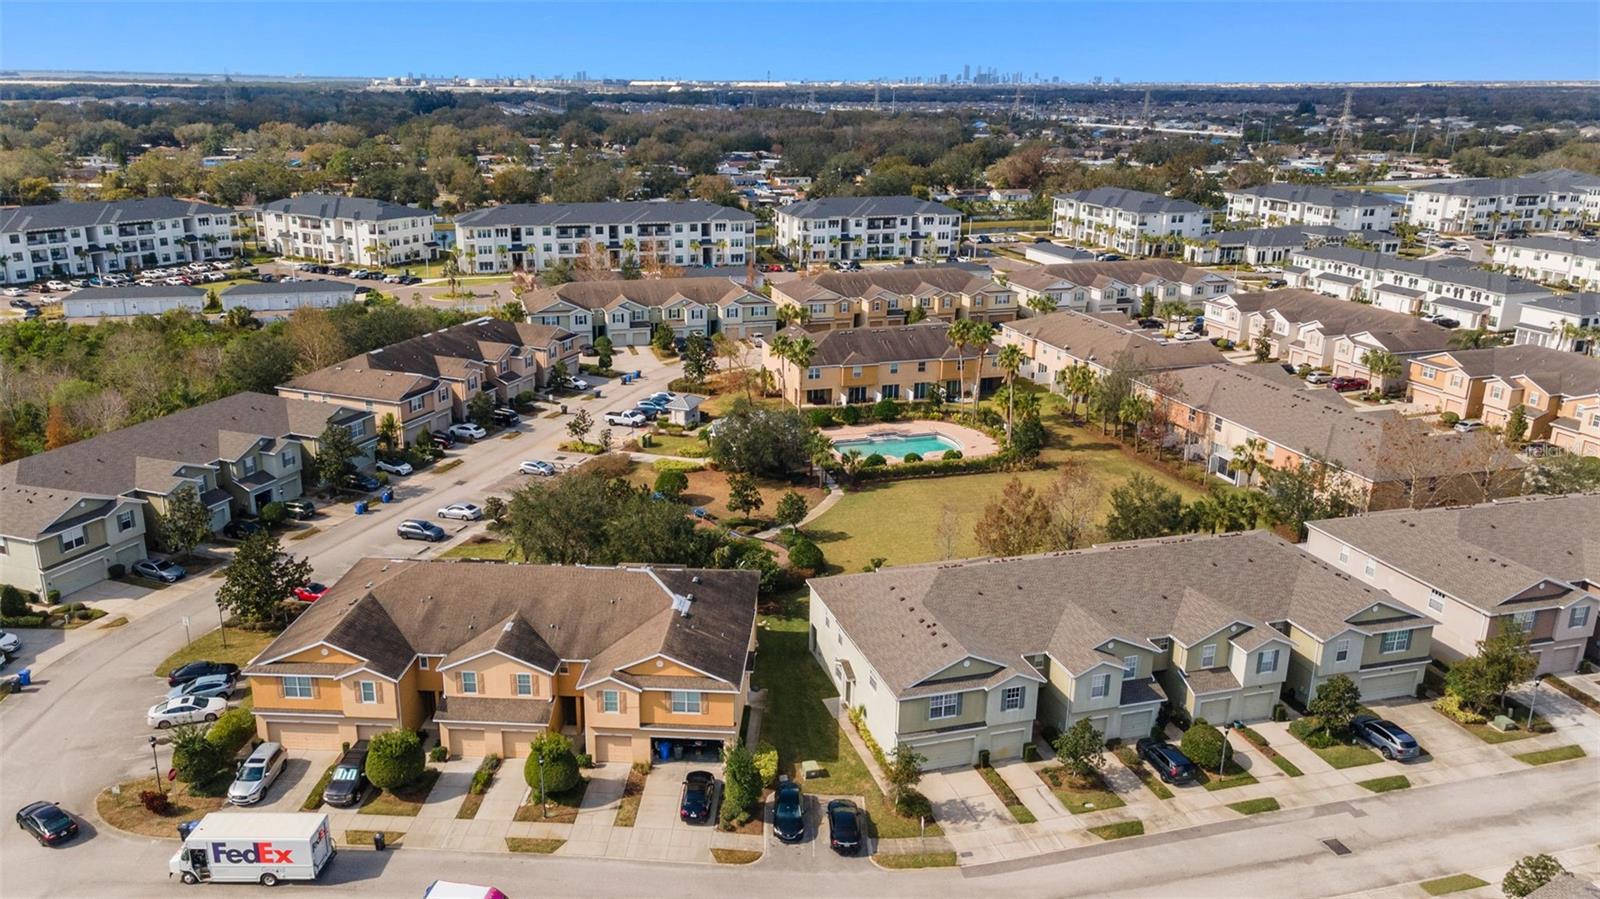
[976,763,1037,823]
[613,764,649,827]
[357,769,441,816]
[1039,766,1126,814]
[1226,797,1281,815]
[1235,726,1305,777]
[506,837,565,854]
[1356,775,1412,793]
[345,829,404,849]
[1193,758,1258,792]
[1435,697,1554,744]
[1112,746,1174,800]
[1514,744,1586,766]
[514,779,589,824]
[711,848,763,865]
[1087,819,1144,841]
[876,851,959,869]
[97,777,228,838]
[1421,874,1491,895]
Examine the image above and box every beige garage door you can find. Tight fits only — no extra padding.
[1197,698,1232,725]
[1359,671,1419,701]
[501,730,545,759]
[1119,709,1154,740]
[269,722,341,751]
[988,730,1025,761]
[915,738,975,771]
[592,734,634,764]
[448,728,487,758]
[1241,691,1276,722]
[1539,646,1581,676]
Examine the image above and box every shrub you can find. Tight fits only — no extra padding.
[807,409,836,428]
[1432,692,1487,725]
[258,502,288,528]
[0,615,44,628]
[942,449,963,460]
[175,737,229,788]
[720,743,762,825]
[900,452,923,463]
[1288,716,1337,748]
[1272,703,1289,722]
[576,753,594,770]
[654,469,689,498]
[429,744,449,763]
[787,538,824,572]
[862,453,887,467]
[894,788,932,819]
[1440,411,1460,426]
[1503,854,1568,899]
[523,733,580,800]
[47,589,59,604]
[470,755,501,795]
[838,405,861,426]
[0,585,28,618]
[753,742,778,787]
[139,790,173,816]
[205,708,257,757]
[873,398,901,422]
[1180,721,1225,770]
[366,729,426,791]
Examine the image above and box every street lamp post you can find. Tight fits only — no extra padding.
[537,751,548,819]
[149,736,166,796]
[1527,676,1544,731]
[1220,724,1232,775]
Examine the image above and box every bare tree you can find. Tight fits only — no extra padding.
[934,501,963,560]
[1457,429,1525,504]
[285,307,349,374]
[1366,415,1454,510]
[1043,458,1105,551]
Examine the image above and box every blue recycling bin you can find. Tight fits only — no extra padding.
[16,668,30,688]
[657,740,671,762]
[380,487,394,503]
[632,369,641,379]
[354,500,368,515]
[621,374,632,385]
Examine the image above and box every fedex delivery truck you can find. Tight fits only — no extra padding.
[169,812,335,886]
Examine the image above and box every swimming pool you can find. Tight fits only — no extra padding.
[832,432,961,459]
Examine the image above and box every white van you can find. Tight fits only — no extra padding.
[170,812,334,886]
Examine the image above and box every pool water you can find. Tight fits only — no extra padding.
[833,432,960,459]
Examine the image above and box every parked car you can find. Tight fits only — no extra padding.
[1174,331,1201,341]
[647,392,677,406]
[282,499,316,519]
[1279,363,1299,375]
[437,502,483,521]
[3,287,26,297]
[228,742,287,806]
[518,460,556,477]
[448,423,487,441]
[561,376,592,391]
[1135,738,1197,784]
[680,770,717,824]
[167,674,236,702]
[167,660,241,687]
[632,405,661,422]
[45,280,70,291]
[15,801,78,846]
[292,582,329,603]
[132,558,186,583]
[429,430,456,449]
[397,519,447,542]
[148,695,228,729]
[1432,317,1460,329]
[1351,715,1422,760]
[774,782,804,843]
[375,459,413,476]
[222,518,262,539]
[604,410,646,428]
[1305,371,1333,385]
[0,631,18,654]
[1453,418,1484,432]
[490,407,520,426]
[322,742,371,808]
[1135,318,1162,329]
[1330,376,1370,392]
[826,799,861,855]
[346,472,382,492]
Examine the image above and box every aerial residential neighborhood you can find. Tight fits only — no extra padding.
[1,4,1598,898]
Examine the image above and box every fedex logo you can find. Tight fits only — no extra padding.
[210,841,295,864]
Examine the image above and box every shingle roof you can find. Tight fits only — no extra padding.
[1221,288,1454,351]
[1297,247,1547,296]
[776,266,997,303]
[1308,494,1600,613]
[776,196,959,219]
[810,531,1423,694]
[1415,345,1600,397]
[1052,187,1210,214]
[433,695,552,727]
[798,322,996,367]
[62,284,207,302]
[250,559,757,688]
[1501,236,1600,260]
[1002,310,1222,371]
[221,279,358,298]
[1522,291,1600,318]
[0,198,233,232]
[1008,258,1223,292]
[457,200,751,228]
[523,276,758,312]
[1409,169,1600,198]
[258,194,431,222]
[1226,184,1400,209]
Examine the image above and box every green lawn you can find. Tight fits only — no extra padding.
[1357,775,1412,793]
[1039,767,1126,814]
[976,764,1037,823]
[638,432,710,458]
[1195,759,1258,792]
[1449,700,1554,744]
[439,538,518,561]
[876,851,959,869]
[1421,874,1491,896]
[506,837,565,854]
[1087,819,1144,841]
[1226,797,1280,816]
[1235,727,1305,777]
[752,611,939,839]
[153,627,277,678]
[1514,744,1586,766]
[809,418,1203,573]
[357,769,441,816]
[1313,744,1383,769]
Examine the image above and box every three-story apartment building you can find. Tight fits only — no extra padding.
[769,266,1016,331]
[774,197,962,264]
[1006,258,1233,316]
[244,558,758,763]
[455,201,755,273]
[1403,169,1600,235]
[1223,184,1401,231]
[762,322,1002,407]
[520,276,776,345]
[1493,236,1600,290]
[2,198,237,285]
[255,195,437,267]
[1051,188,1215,256]
[1290,246,1550,330]
[1513,292,1600,354]
[1181,225,1400,267]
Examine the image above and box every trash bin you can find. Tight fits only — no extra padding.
[372,832,386,852]
[16,668,30,688]
[621,374,632,385]
[657,741,671,762]
[560,404,568,414]
[380,487,394,503]
[633,370,641,379]
[354,500,368,515]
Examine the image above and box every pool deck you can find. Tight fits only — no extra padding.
[825,420,999,461]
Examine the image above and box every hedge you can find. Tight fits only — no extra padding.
[0,615,46,628]
[366,729,426,791]
[847,452,1028,484]
[206,708,257,757]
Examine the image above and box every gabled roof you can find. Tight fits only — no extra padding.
[522,276,759,313]
[457,200,752,227]
[259,194,431,222]
[1226,184,1400,209]
[1297,247,1548,296]
[1052,187,1210,214]
[1501,236,1600,261]
[439,612,560,673]
[0,198,233,232]
[776,196,959,219]
[1522,291,1600,319]
[776,265,997,302]
[285,317,574,398]
[1002,310,1222,371]
[790,322,996,367]
[1414,345,1600,398]
[1008,258,1223,293]
[222,279,358,298]
[63,284,206,302]
[1222,288,1454,351]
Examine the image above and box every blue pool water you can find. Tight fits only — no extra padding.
[833,432,960,459]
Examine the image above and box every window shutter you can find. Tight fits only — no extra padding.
[953,693,963,715]
[374,682,383,703]
[619,691,627,713]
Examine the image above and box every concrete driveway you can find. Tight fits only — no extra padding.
[917,766,1012,834]
[246,750,338,812]
[601,760,721,862]
[762,788,872,871]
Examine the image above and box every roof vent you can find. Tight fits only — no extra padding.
[671,593,694,618]
[691,574,702,584]
[503,620,515,633]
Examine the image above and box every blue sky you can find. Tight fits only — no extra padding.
[2,1,1597,83]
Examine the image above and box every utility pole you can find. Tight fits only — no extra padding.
[1142,89,1152,129]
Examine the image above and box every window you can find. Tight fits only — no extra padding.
[1338,545,1350,564]
[59,527,86,553]
[928,693,960,719]
[1001,686,1025,711]
[601,690,619,713]
[1364,558,1377,578]
[1510,610,1536,633]
[1122,655,1139,679]
[418,657,429,670]
[460,672,479,694]
[1428,589,1446,613]
[1334,639,1350,663]
[117,510,136,532]
[1256,649,1280,674]
[282,676,313,699]
[1379,630,1413,654]
[514,673,533,697]
[670,691,702,714]
[1089,674,1111,699]
[1570,606,1591,630]
[1200,644,1217,667]
[357,681,378,704]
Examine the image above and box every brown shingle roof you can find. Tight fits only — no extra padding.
[1008,259,1223,292]
[1418,346,1600,398]
[1003,310,1222,372]
[1225,288,1453,349]
[800,322,996,368]
[781,266,998,301]
[525,276,758,312]
[433,696,552,727]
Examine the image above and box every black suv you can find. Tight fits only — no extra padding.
[168,660,242,687]
[321,741,371,807]
[490,407,520,426]
[773,781,804,843]
[1135,738,1197,784]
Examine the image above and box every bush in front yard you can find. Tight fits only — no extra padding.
[205,708,257,758]
[140,790,173,816]
[786,538,824,573]
[366,729,426,791]
[523,733,579,800]
[1432,692,1487,725]
[753,742,778,788]
[720,743,762,826]
[1288,716,1337,748]
[0,585,28,618]
[1180,720,1225,770]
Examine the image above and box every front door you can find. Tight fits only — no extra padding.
[560,696,578,728]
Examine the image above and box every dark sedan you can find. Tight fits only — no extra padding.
[16,801,79,846]
[167,660,242,688]
[826,799,861,854]
[773,781,804,843]
[680,770,717,824]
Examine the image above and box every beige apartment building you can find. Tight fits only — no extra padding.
[1406,345,1600,455]
[770,266,1017,331]
[762,322,1003,407]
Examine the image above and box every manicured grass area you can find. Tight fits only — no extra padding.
[357,769,441,816]
[345,829,404,849]
[153,627,276,678]
[976,764,1038,823]
[809,418,1202,573]
[624,462,824,525]
[1087,819,1145,841]
[1039,766,1126,814]
[506,837,565,854]
[1514,744,1586,766]
[301,761,339,811]
[1313,744,1383,769]
[1226,797,1280,816]
[514,779,589,824]
[711,848,764,865]
[614,766,648,827]
[288,526,321,541]
[439,537,519,561]
[639,432,710,458]
[1235,726,1305,777]
[1194,759,1258,792]
[96,777,227,838]
[1112,746,1174,800]
[751,612,940,839]
[1421,874,1491,895]
[876,851,959,869]
[456,793,485,820]
[1357,775,1412,793]
[434,458,464,475]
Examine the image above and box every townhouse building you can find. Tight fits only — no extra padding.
[1513,292,1600,355]
[1402,169,1600,235]
[1148,363,1519,509]
[255,195,437,267]
[1305,495,1600,673]
[62,284,206,319]
[1051,187,1216,256]
[998,309,1222,387]
[774,196,962,264]
[769,266,1016,331]
[280,317,579,446]
[1492,236,1600,290]
[1021,242,1097,265]
[1204,288,1454,390]
[1290,246,1549,330]
[1405,345,1600,455]
[2,198,238,285]
[1224,183,1401,231]
[1005,259,1232,317]
[809,530,1437,768]
[1181,225,1399,267]
[520,276,776,346]
[455,201,755,273]
[762,322,1001,407]
[0,393,374,598]
[220,279,359,315]
[245,558,758,763]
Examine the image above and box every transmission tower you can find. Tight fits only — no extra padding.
[1142,89,1152,128]
[1334,89,1355,153]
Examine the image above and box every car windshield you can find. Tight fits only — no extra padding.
[153,561,175,572]
[238,764,265,782]
[330,766,361,782]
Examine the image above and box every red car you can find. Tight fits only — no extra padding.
[292,582,328,603]
[763,264,784,272]
[1330,376,1370,392]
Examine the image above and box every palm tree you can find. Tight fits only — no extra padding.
[1059,363,1096,421]
[1230,437,1265,486]
[1359,348,1403,391]
[946,318,975,403]
[377,413,401,453]
[1157,299,1191,333]
[1448,328,1493,350]
[996,344,1025,444]
[443,247,463,295]
[769,333,794,400]
[366,239,387,270]
[965,321,996,405]
[1024,292,1057,316]
[785,335,817,405]
[1118,393,1151,451]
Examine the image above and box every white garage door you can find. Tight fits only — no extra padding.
[447,728,487,758]
[269,722,340,751]
[592,735,634,764]
[48,560,109,599]
[988,730,1025,761]
[1241,691,1276,722]
[1118,710,1154,741]
[915,738,976,771]
[1539,645,1581,676]
[1359,670,1419,701]
[501,730,545,759]
[1197,698,1232,725]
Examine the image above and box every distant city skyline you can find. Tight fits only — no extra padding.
[2,1,1597,84]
